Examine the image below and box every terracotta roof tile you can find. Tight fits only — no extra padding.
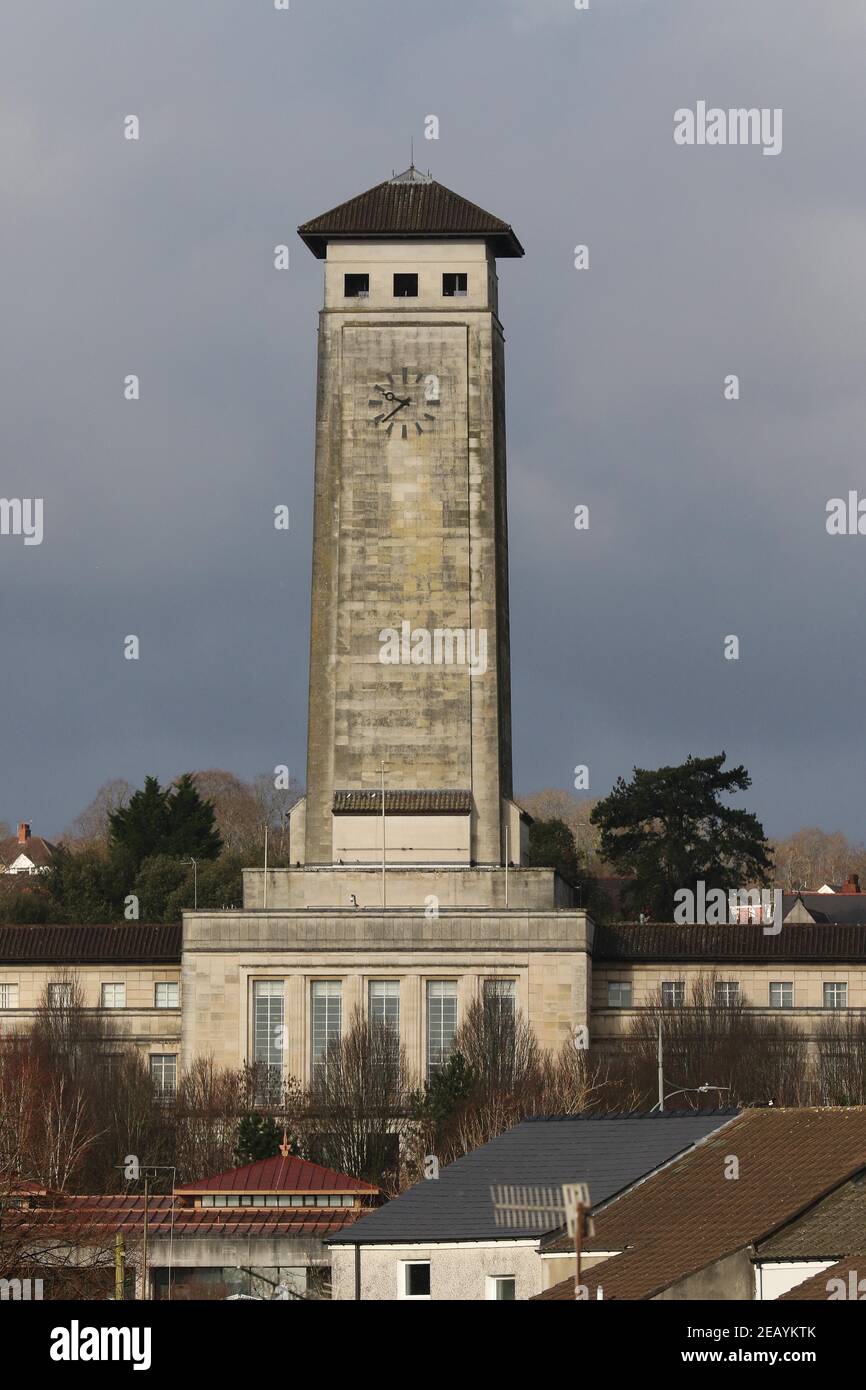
[0,923,181,963]
[593,922,866,962]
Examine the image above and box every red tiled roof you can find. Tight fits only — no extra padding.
[535,1108,866,1301]
[175,1153,377,1195]
[0,834,57,868]
[0,923,181,963]
[11,1195,361,1240]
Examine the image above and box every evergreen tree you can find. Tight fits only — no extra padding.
[590,752,773,921]
[234,1113,285,1165]
[167,773,222,859]
[108,776,171,874]
[526,817,581,885]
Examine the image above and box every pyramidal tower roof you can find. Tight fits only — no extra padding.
[298,166,523,259]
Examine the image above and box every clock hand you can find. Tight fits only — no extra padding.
[381,397,411,422]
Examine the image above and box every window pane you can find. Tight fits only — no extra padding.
[495,1277,516,1301]
[406,1263,430,1297]
[155,982,179,1008]
[254,980,284,1099]
[0,984,20,1009]
[769,981,793,1008]
[369,980,400,1032]
[607,981,632,1008]
[312,981,342,1067]
[484,979,516,1019]
[427,982,457,1076]
[824,982,847,1009]
[662,981,684,1008]
[442,272,468,297]
[150,1054,177,1098]
[101,983,125,1008]
[344,273,369,298]
[393,273,418,298]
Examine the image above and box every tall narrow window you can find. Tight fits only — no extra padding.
[369,980,400,1035]
[484,978,516,1020]
[253,980,284,1099]
[150,1054,177,1098]
[427,981,458,1076]
[311,981,342,1070]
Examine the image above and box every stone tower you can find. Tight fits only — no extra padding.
[294,168,526,870]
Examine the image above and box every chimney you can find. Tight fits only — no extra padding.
[17,822,30,844]
[841,872,861,895]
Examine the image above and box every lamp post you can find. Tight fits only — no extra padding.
[188,858,197,910]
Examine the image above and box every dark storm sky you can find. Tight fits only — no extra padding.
[2,1,865,839]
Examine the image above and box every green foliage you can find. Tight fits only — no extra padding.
[526,817,581,885]
[131,855,192,922]
[234,1113,285,1165]
[166,773,222,860]
[45,846,126,923]
[0,888,52,924]
[410,1052,476,1135]
[108,774,222,876]
[590,752,773,921]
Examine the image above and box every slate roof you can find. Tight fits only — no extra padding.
[298,167,523,259]
[0,923,181,963]
[593,921,866,962]
[333,789,471,815]
[176,1153,377,1196]
[327,1111,737,1246]
[536,1108,866,1301]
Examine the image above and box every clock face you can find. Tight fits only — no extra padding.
[368,366,441,439]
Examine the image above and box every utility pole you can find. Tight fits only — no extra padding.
[141,1172,149,1301]
[381,761,386,910]
[658,1018,664,1113]
[114,1231,125,1301]
[504,823,509,907]
[263,823,269,909]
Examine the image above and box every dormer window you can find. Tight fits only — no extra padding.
[344,274,369,298]
[442,273,467,297]
[393,273,418,298]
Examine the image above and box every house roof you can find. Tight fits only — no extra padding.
[535,1108,866,1301]
[327,1111,738,1246]
[756,1171,866,1260]
[593,920,866,963]
[333,789,471,815]
[10,1195,361,1242]
[175,1153,377,1196]
[0,923,181,964]
[0,834,57,869]
[298,167,523,259]
[778,1255,865,1300]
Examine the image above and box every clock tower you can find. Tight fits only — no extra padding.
[295,167,526,870]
